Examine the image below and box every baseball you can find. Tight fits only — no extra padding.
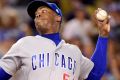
[96,9,108,21]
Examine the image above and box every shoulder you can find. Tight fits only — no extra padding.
[14,35,54,48]
[63,42,82,54]
[63,42,84,63]
[9,36,36,50]
[15,36,36,44]
[16,35,50,44]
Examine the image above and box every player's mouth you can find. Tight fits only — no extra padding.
[38,18,47,20]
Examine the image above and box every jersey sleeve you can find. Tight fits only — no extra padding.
[79,55,94,79]
[86,37,108,80]
[0,40,22,75]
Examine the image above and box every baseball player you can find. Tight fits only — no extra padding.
[0,1,110,80]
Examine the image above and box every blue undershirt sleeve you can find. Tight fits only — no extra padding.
[86,36,108,80]
[0,67,12,80]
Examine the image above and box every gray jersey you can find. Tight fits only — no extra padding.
[0,35,94,80]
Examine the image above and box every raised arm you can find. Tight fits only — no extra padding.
[86,8,110,80]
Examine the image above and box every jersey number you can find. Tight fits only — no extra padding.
[63,73,70,80]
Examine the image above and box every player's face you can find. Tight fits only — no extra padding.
[34,6,59,34]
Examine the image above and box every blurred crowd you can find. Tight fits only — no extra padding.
[0,0,120,80]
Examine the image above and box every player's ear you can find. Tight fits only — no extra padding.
[55,15,61,22]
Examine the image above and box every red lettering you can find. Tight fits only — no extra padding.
[63,73,70,80]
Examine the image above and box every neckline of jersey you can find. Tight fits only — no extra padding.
[41,33,61,46]
[35,33,65,50]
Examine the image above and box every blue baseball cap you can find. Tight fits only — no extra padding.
[27,0,62,19]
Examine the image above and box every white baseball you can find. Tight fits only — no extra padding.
[96,9,108,21]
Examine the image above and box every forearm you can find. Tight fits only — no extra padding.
[86,36,108,80]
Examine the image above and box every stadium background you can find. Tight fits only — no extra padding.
[0,0,120,80]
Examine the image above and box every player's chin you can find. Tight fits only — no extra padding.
[36,24,45,30]
[35,23,48,31]
[36,26,49,34]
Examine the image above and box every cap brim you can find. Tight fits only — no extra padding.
[27,1,51,19]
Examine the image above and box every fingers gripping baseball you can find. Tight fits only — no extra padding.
[93,8,111,37]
